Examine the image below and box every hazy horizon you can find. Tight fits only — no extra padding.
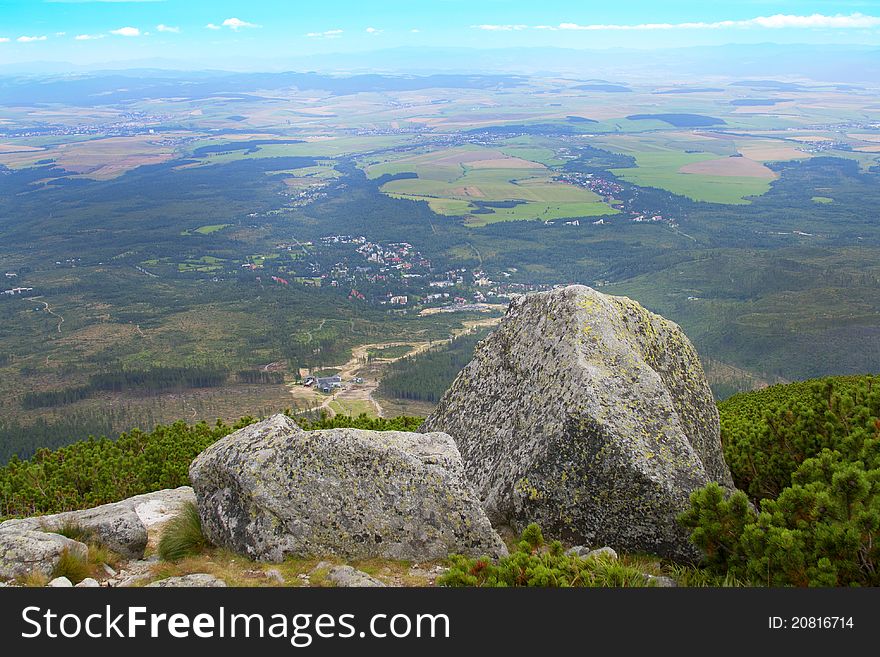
[2,1,880,73]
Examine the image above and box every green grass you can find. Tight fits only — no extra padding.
[328,399,377,417]
[811,196,834,204]
[50,519,97,544]
[367,345,412,359]
[158,501,209,561]
[194,223,232,234]
[610,151,772,204]
[371,149,615,223]
[191,136,416,165]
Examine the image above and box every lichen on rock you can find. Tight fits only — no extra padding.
[189,414,507,562]
[421,285,734,561]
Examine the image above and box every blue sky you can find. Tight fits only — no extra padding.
[1,1,880,66]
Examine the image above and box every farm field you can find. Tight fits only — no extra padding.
[365,145,615,224]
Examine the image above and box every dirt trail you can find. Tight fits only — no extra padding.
[291,315,503,418]
[29,298,64,333]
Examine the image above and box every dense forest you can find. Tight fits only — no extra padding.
[21,366,231,410]
[377,330,488,403]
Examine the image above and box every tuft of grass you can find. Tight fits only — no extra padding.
[664,564,747,587]
[587,556,652,587]
[47,519,97,544]
[88,543,121,571]
[158,502,209,562]
[52,548,91,584]
[16,571,49,588]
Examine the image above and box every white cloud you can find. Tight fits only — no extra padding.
[17,35,48,42]
[472,24,528,31]
[75,34,105,40]
[365,27,382,35]
[306,29,343,39]
[0,38,9,43]
[410,28,420,33]
[110,27,141,37]
[156,24,180,33]
[55,32,67,37]
[475,13,880,33]
[206,23,221,30]
[222,17,259,31]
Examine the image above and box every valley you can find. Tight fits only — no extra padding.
[1,69,880,461]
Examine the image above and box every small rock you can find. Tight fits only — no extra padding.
[102,563,117,577]
[265,568,285,584]
[326,566,385,588]
[47,577,73,587]
[645,574,677,587]
[146,573,226,588]
[567,545,617,560]
[586,547,618,561]
[75,578,100,588]
[311,561,333,573]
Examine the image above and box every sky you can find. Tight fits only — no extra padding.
[1,0,880,67]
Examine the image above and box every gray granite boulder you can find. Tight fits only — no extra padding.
[189,414,507,562]
[0,530,88,579]
[0,486,195,560]
[421,285,734,561]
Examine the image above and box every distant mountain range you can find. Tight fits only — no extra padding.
[1,43,877,84]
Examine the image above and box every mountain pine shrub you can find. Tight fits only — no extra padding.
[439,524,652,587]
[680,375,880,586]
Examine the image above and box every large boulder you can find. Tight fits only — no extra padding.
[421,285,734,561]
[0,530,88,579]
[189,414,507,562]
[0,486,195,560]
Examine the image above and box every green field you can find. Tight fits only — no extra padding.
[190,135,417,165]
[366,145,615,224]
[607,147,773,204]
[181,224,232,236]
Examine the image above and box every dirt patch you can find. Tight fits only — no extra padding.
[469,157,544,169]
[0,143,44,153]
[848,133,880,143]
[738,143,807,161]
[787,135,836,142]
[51,135,183,180]
[452,185,486,198]
[679,156,777,178]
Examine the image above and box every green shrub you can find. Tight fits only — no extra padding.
[158,502,209,561]
[438,525,652,587]
[680,375,880,587]
[0,413,423,519]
